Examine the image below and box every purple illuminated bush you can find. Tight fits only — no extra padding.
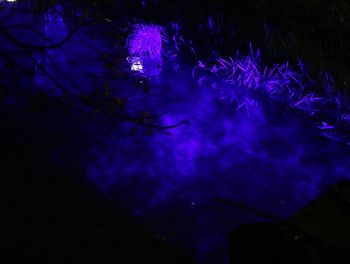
[128,24,164,59]
[211,47,306,97]
[193,46,334,115]
[214,49,261,89]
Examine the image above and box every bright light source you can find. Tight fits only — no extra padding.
[131,61,143,72]
[127,56,144,72]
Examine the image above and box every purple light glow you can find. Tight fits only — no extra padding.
[86,64,350,260]
[128,24,164,58]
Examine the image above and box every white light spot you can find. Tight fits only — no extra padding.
[131,60,143,72]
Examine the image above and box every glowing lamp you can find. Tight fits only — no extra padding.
[127,56,144,72]
[131,59,143,72]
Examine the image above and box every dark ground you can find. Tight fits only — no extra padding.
[0,101,195,263]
